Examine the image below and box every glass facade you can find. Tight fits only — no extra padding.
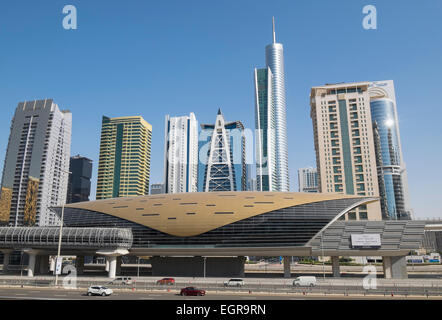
[198,112,247,192]
[55,198,364,248]
[371,98,407,220]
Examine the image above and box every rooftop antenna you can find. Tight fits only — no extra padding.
[272,16,276,43]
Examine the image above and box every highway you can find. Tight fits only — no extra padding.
[0,286,439,300]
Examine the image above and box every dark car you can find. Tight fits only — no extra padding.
[180,287,206,296]
[156,277,175,285]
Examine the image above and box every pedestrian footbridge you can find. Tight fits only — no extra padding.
[0,227,133,278]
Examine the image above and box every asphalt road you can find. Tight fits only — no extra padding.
[0,286,440,300]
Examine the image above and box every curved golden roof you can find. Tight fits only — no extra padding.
[64,192,377,237]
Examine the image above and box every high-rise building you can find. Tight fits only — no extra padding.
[67,155,92,203]
[150,183,164,195]
[298,167,319,193]
[0,99,72,226]
[96,116,152,200]
[310,82,382,221]
[368,80,412,220]
[198,109,247,192]
[163,113,198,193]
[254,17,289,192]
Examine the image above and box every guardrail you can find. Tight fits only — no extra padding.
[0,278,441,298]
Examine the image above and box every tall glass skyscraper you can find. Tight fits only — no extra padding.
[198,110,247,192]
[254,18,289,192]
[369,80,412,220]
[67,155,92,203]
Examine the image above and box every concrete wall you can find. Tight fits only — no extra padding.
[151,256,245,277]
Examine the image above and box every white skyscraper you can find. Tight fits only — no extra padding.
[0,99,72,226]
[164,113,198,193]
[255,17,289,191]
[298,167,319,193]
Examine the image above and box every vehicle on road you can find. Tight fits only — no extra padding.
[87,286,113,296]
[224,278,245,287]
[156,277,175,285]
[293,276,317,287]
[180,287,206,296]
[109,277,133,285]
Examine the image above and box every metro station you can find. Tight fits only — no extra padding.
[0,192,427,279]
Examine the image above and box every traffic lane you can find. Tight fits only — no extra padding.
[0,287,434,300]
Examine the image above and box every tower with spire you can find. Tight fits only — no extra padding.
[254,17,290,192]
[198,109,247,192]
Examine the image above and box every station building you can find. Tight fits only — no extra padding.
[44,192,424,278]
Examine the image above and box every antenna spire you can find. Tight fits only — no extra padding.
[272,16,276,43]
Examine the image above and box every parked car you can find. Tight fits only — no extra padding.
[156,277,175,285]
[180,287,206,296]
[109,277,133,285]
[224,278,245,287]
[87,286,113,296]
[293,276,317,287]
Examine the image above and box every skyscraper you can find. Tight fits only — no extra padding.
[0,99,72,226]
[198,110,247,192]
[150,183,164,195]
[298,167,319,193]
[254,17,289,192]
[368,80,412,220]
[164,113,198,193]
[96,116,152,200]
[67,155,92,203]
[310,82,382,221]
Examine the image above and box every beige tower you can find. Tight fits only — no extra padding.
[310,82,382,220]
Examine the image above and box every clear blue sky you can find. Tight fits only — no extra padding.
[0,0,441,218]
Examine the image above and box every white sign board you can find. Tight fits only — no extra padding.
[55,257,63,275]
[351,234,381,247]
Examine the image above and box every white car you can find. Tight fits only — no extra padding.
[224,279,245,287]
[87,286,113,296]
[109,277,133,285]
[293,276,317,287]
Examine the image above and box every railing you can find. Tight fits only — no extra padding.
[0,227,133,249]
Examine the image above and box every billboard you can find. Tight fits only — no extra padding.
[351,234,381,248]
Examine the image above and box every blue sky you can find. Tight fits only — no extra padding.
[0,0,441,218]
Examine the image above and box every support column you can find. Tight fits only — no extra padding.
[1,250,12,274]
[390,256,408,279]
[105,259,109,272]
[75,256,84,275]
[39,255,49,275]
[50,256,55,273]
[27,252,37,277]
[108,256,117,279]
[383,256,392,279]
[116,256,122,276]
[283,256,291,278]
[331,256,341,278]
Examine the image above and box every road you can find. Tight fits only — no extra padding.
[0,286,439,300]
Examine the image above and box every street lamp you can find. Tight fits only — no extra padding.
[55,169,71,286]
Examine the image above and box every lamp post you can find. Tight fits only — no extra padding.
[137,256,140,279]
[321,230,325,280]
[55,169,71,287]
